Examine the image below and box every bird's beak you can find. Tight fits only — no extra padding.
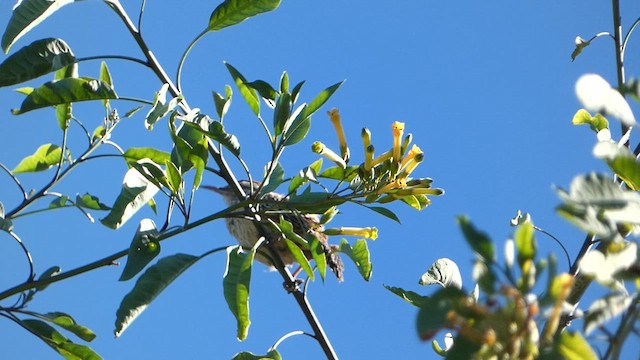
[201,185,224,195]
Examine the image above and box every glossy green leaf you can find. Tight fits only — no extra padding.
[21,319,102,359]
[190,136,208,190]
[288,159,321,194]
[301,80,344,119]
[457,216,495,262]
[416,287,466,341]
[0,38,75,87]
[99,61,112,108]
[114,253,199,337]
[290,80,305,104]
[284,238,314,280]
[119,219,161,281]
[225,62,259,116]
[246,79,277,107]
[212,85,232,119]
[123,148,171,167]
[208,0,281,31]
[40,312,96,342]
[282,116,310,146]
[339,239,372,281]
[55,102,71,130]
[164,160,182,195]
[309,235,327,281]
[318,165,359,181]
[13,144,61,173]
[35,266,61,291]
[384,285,429,307]
[263,161,284,194]
[11,77,117,115]
[100,160,162,230]
[273,92,291,136]
[279,71,289,93]
[420,258,462,289]
[2,0,77,53]
[223,244,257,341]
[145,84,180,130]
[365,206,401,223]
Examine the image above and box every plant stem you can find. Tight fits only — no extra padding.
[603,294,639,359]
[611,0,629,146]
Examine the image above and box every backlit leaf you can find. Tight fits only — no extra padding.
[0,38,75,87]
[13,144,61,173]
[208,0,281,31]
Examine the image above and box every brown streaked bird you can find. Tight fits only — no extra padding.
[204,180,344,281]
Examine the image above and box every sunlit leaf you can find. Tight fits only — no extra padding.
[223,244,257,341]
[384,285,429,307]
[99,61,112,108]
[207,0,281,31]
[339,239,372,281]
[55,102,71,130]
[0,38,75,87]
[114,253,199,337]
[419,258,462,289]
[124,106,143,118]
[208,121,241,156]
[273,92,291,136]
[515,222,536,267]
[100,160,162,230]
[584,292,632,335]
[246,79,277,107]
[263,161,284,194]
[212,85,232,119]
[575,74,635,126]
[551,331,597,360]
[20,319,102,359]
[40,312,96,342]
[11,77,117,115]
[12,144,61,173]
[284,238,314,280]
[225,62,259,116]
[301,81,344,119]
[364,206,401,223]
[145,83,181,130]
[75,193,110,211]
[282,116,310,146]
[123,148,171,167]
[571,36,590,62]
[2,0,77,53]
[232,350,281,360]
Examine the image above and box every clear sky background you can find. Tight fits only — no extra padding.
[1,1,639,359]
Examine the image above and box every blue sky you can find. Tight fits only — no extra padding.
[1,1,639,359]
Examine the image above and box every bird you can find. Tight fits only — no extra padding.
[204,180,344,281]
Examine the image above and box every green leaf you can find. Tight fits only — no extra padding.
[223,245,256,341]
[100,160,162,230]
[99,61,113,108]
[75,193,110,211]
[279,71,289,93]
[318,165,359,181]
[309,235,327,281]
[288,159,321,194]
[124,106,143,118]
[35,266,61,291]
[584,293,632,335]
[457,216,495,262]
[207,0,281,31]
[13,144,61,173]
[290,80,305,104]
[282,116,310,146]
[365,206,401,223]
[119,219,161,281]
[416,287,466,341]
[145,84,181,130]
[55,102,71,130]
[208,121,241,156]
[164,160,182,195]
[419,258,462,289]
[273,92,291,136]
[190,136,209,190]
[551,331,597,360]
[339,239,372,281]
[384,285,429,307]
[224,62,259,116]
[301,81,344,119]
[444,334,482,360]
[11,77,117,115]
[114,253,200,337]
[212,85,232,119]
[2,0,77,53]
[263,162,284,194]
[232,350,281,360]
[20,319,102,360]
[246,79,277,107]
[123,148,171,167]
[0,38,75,87]
[284,238,314,280]
[514,222,536,267]
[571,36,590,62]
[607,153,640,191]
[40,312,96,342]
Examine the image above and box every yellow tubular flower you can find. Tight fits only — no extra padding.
[394,187,444,196]
[391,121,405,163]
[324,227,378,240]
[371,149,393,168]
[312,141,346,168]
[398,153,424,179]
[400,144,423,169]
[401,133,412,157]
[377,177,407,195]
[328,108,349,162]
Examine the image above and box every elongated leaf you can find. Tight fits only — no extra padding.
[607,154,640,191]
[100,160,161,230]
[384,285,429,308]
[212,85,232,119]
[99,61,112,108]
[225,62,259,116]
[552,331,597,360]
[419,258,462,289]
[223,245,256,341]
[263,162,284,194]
[12,77,117,115]
[208,121,241,156]
[284,238,314,280]
[584,293,632,335]
[339,239,372,281]
[21,319,102,360]
[457,216,495,262]
[301,81,344,119]
[123,148,171,167]
[282,116,310,146]
[309,236,327,280]
[514,222,536,267]
[2,0,77,53]
[273,92,291,136]
[13,144,61,173]
[246,79,277,107]
[145,84,180,130]
[365,206,401,223]
[40,312,96,342]
[114,253,199,337]
[232,350,281,360]
[0,38,75,87]
[208,0,281,31]
[119,219,161,281]
[75,193,110,211]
